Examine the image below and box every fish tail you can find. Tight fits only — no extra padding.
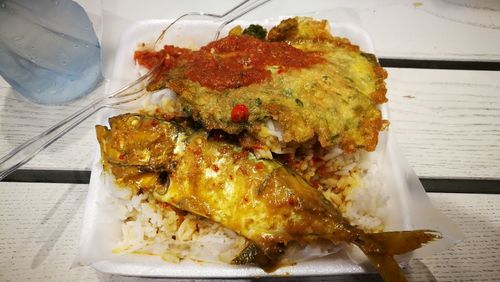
[353,230,441,282]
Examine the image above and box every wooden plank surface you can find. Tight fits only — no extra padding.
[2,68,499,179]
[386,68,500,179]
[2,0,500,178]
[0,78,102,171]
[99,0,500,61]
[407,193,500,282]
[0,182,498,281]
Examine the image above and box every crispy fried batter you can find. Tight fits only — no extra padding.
[142,17,388,153]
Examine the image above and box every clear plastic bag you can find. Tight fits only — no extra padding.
[0,0,102,104]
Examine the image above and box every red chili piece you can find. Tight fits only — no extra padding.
[254,163,264,170]
[231,104,249,122]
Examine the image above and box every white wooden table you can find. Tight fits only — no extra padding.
[1,0,499,281]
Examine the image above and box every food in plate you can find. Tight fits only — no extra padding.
[135,17,388,155]
[96,114,439,281]
[93,17,442,282]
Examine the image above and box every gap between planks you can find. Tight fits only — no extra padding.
[2,169,500,194]
[379,58,500,71]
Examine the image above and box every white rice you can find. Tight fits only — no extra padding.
[342,156,389,231]
[261,120,389,233]
[111,187,248,264]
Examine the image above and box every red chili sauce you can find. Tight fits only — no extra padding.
[134,35,324,91]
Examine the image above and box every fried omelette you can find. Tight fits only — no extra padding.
[135,17,388,153]
[96,114,438,282]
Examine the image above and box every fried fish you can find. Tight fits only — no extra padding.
[96,114,438,282]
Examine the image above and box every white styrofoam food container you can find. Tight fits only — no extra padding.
[76,18,464,278]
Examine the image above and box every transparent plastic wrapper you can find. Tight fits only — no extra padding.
[75,14,464,278]
[0,0,102,104]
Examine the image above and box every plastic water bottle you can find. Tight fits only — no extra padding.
[0,0,102,104]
